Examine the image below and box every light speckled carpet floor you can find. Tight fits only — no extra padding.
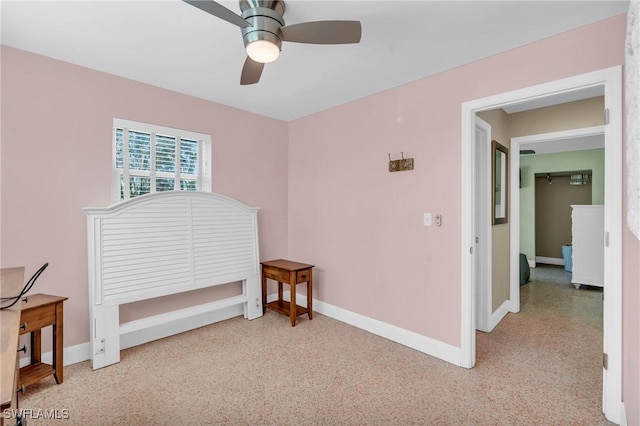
[20,265,609,425]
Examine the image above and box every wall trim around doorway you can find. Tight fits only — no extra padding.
[460,66,622,424]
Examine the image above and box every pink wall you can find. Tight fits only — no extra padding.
[289,13,638,417]
[0,46,289,347]
[289,14,627,346]
[1,11,637,423]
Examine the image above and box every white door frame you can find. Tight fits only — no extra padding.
[474,116,492,333]
[510,125,606,304]
[460,66,622,423]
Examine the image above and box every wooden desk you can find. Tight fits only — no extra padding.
[19,294,68,387]
[1,267,25,426]
[261,259,314,327]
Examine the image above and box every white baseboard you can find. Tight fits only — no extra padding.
[487,300,510,332]
[20,342,90,368]
[271,291,462,367]
[26,293,464,370]
[535,256,564,266]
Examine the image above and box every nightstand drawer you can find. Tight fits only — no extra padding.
[264,267,290,283]
[20,303,55,334]
[296,270,311,283]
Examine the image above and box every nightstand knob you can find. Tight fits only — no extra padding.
[17,344,26,354]
[22,296,28,303]
[17,385,25,394]
[20,322,27,331]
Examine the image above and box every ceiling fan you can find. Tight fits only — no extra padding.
[183,0,362,85]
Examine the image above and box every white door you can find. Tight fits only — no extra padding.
[474,116,491,333]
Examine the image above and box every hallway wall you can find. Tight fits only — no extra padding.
[534,174,592,259]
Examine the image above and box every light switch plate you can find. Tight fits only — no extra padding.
[424,213,432,226]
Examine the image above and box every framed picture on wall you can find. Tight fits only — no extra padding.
[492,140,509,225]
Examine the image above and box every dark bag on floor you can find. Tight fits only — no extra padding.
[520,253,530,285]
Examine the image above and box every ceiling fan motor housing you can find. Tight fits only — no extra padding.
[240,1,286,53]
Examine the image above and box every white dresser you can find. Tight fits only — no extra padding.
[571,205,604,289]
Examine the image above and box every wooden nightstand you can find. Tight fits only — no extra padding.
[19,294,68,387]
[261,259,314,327]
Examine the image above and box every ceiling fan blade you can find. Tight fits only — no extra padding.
[280,21,362,44]
[240,57,264,85]
[183,0,251,28]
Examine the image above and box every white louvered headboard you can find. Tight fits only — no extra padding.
[84,191,262,369]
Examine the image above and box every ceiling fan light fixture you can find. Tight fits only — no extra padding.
[246,39,280,63]
[183,0,362,85]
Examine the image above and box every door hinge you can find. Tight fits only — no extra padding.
[603,353,608,370]
[605,231,610,248]
[604,108,610,125]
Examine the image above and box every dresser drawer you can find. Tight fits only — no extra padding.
[20,303,55,334]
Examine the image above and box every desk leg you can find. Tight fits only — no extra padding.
[30,330,41,365]
[289,272,296,327]
[307,270,313,320]
[53,302,64,384]
[277,281,283,302]
[261,271,267,314]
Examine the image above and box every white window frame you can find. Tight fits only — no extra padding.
[112,118,212,203]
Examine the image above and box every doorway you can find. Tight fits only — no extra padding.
[511,125,608,313]
[535,173,592,265]
[474,117,491,334]
[460,66,622,423]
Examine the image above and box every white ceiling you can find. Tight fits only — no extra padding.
[1,0,629,122]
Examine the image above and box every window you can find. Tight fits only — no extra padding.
[113,119,211,202]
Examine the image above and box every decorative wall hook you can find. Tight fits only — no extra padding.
[388,152,414,173]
